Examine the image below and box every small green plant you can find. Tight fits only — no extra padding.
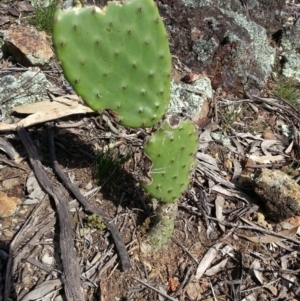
[84,214,106,230]
[95,147,129,186]
[274,78,300,107]
[29,0,59,34]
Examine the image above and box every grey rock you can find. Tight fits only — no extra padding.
[168,77,212,121]
[0,69,51,120]
[158,0,284,95]
[280,22,300,81]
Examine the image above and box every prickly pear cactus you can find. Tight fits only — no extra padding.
[52,0,171,128]
[143,117,198,203]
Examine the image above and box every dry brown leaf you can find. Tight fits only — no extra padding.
[195,243,222,280]
[241,226,299,243]
[261,140,280,156]
[204,258,229,276]
[0,101,93,132]
[13,100,71,114]
[262,129,277,140]
[215,195,225,232]
[167,276,180,293]
[247,154,284,164]
[250,259,264,284]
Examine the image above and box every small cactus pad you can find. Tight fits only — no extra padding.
[52,0,171,128]
[143,118,198,203]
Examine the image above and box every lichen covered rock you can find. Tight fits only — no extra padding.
[253,169,300,222]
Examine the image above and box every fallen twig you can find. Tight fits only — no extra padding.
[133,277,179,301]
[17,126,84,301]
[46,122,131,272]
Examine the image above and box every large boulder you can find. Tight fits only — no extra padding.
[158,0,286,95]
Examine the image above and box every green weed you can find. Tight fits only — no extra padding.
[274,78,300,107]
[29,0,59,34]
[95,146,130,187]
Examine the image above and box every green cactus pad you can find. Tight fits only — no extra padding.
[52,0,171,128]
[143,118,198,203]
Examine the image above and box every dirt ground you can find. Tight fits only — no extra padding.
[0,1,300,301]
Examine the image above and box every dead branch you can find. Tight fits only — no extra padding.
[45,122,131,272]
[17,126,84,301]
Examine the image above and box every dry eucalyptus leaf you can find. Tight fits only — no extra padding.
[21,279,62,301]
[250,259,264,284]
[0,101,93,131]
[215,195,225,232]
[204,258,229,276]
[261,140,280,156]
[247,154,284,164]
[241,226,299,244]
[195,243,222,280]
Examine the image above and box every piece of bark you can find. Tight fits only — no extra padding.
[17,126,84,301]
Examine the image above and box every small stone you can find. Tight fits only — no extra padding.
[85,181,93,190]
[0,191,21,217]
[262,129,277,140]
[185,283,202,301]
[3,229,14,237]
[3,25,54,67]
[41,253,54,265]
[2,178,20,190]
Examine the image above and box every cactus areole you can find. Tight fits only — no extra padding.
[52,0,171,128]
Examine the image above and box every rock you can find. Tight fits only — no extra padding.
[168,77,212,122]
[253,169,300,222]
[0,69,51,119]
[280,21,300,81]
[2,178,19,190]
[0,191,21,217]
[2,25,54,67]
[41,252,54,265]
[158,0,281,95]
[26,171,46,203]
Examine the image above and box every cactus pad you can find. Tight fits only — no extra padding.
[143,117,198,203]
[52,0,171,128]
